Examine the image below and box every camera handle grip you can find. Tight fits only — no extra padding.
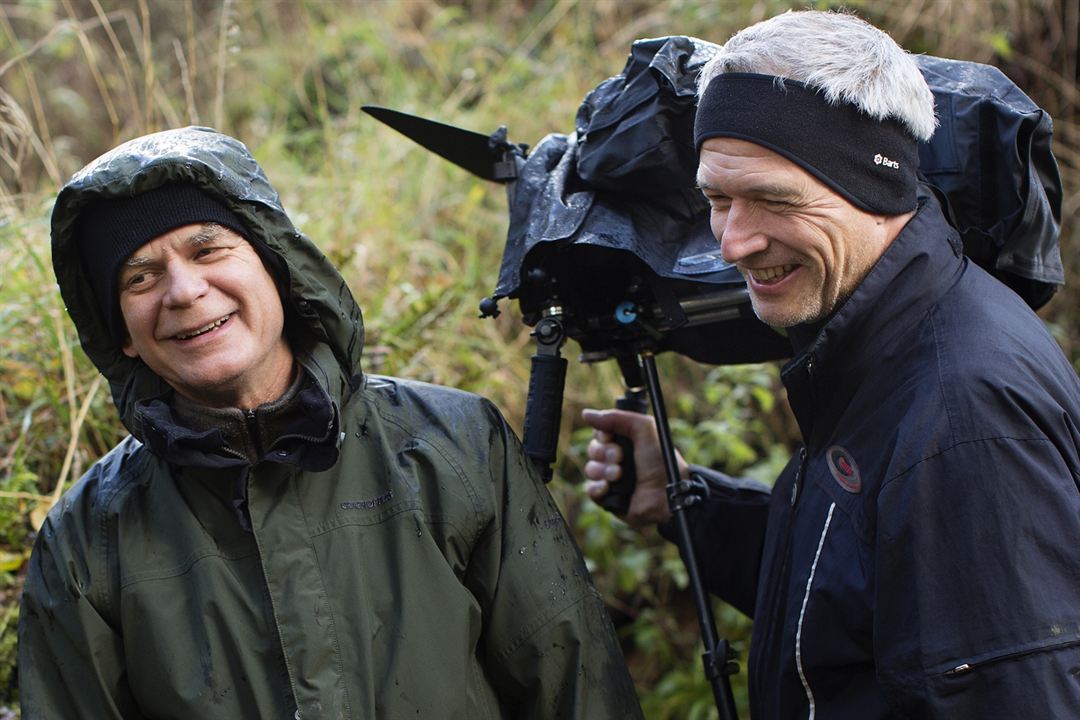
[598,389,649,516]
[523,315,567,483]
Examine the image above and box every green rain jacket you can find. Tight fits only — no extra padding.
[19,127,642,720]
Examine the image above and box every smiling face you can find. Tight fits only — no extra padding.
[697,137,912,327]
[118,223,294,408]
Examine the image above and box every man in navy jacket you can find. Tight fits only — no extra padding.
[583,10,1080,718]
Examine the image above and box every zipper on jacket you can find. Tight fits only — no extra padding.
[790,447,807,507]
[752,448,809,701]
[941,637,1080,678]
[245,409,264,460]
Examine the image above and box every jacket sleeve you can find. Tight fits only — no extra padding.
[18,478,144,719]
[876,434,1080,717]
[464,401,643,720]
[660,464,773,617]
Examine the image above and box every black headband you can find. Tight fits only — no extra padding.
[694,73,918,215]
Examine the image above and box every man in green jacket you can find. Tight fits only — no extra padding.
[18,126,642,720]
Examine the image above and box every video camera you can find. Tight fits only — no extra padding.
[365,35,1062,490]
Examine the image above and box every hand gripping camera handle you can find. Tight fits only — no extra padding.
[598,390,649,515]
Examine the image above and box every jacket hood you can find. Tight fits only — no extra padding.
[51,126,364,437]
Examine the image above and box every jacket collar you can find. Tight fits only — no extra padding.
[781,187,965,445]
[136,349,342,472]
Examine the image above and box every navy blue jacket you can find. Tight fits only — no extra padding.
[684,191,1080,718]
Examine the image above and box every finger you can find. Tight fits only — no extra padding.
[592,429,614,444]
[584,479,609,500]
[582,408,654,440]
[583,459,621,482]
[582,459,605,481]
[586,438,622,463]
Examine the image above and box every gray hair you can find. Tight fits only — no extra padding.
[697,10,937,142]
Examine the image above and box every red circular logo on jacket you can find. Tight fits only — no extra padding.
[826,446,861,493]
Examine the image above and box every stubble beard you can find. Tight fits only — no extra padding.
[749,293,827,329]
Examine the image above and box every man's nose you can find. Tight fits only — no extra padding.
[162,261,209,307]
[718,201,768,264]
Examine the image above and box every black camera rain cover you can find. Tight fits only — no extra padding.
[914,55,1063,308]
[495,36,724,302]
[496,35,1063,317]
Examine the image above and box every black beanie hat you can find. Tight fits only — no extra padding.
[76,184,251,342]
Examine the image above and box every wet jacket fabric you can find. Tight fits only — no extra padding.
[681,190,1080,718]
[20,127,643,720]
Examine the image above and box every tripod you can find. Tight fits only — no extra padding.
[521,313,740,720]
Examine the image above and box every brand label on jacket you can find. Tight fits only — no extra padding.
[341,490,393,510]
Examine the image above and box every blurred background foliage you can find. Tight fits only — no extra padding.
[0,0,1076,716]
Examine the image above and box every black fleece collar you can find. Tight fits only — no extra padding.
[136,368,339,472]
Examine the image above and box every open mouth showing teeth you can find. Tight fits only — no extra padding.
[749,264,796,283]
[175,315,231,340]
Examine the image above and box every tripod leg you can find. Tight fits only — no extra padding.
[639,352,739,720]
